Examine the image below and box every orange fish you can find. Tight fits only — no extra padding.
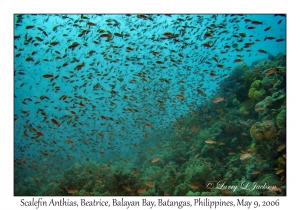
[60,95,68,100]
[68,42,79,50]
[190,185,198,189]
[51,119,60,126]
[163,32,174,37]
[123,186,132,192]
[221,189,231,195]
[275,169,284,175]
[268,186,281,192]
[43,74,53,78]
[247,148,255,152]
[204,32,213,38]
[176,94,185,100]
[264,68,278,75]
[277,145,285,152]
[36,132,44,137]
[205,140,216,144]
[202,42,211,48]
[212,97,225,103]
[151,158,160,163]
[255,106,264,112]
[65,140,73,144]
[67,189,78,194]
[137,188,146,194]
[251,171,259,175]
[145,182,154,188]
[252,20,263,25]
[191,126,199,131]
[258,49,267,54]
[210,72,217,77]
[233,59,243,63]
[197,89,206,96]
[252,70,260,74]
[87,21,96,26]
[240,153,251,160]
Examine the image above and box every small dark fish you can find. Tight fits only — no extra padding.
[251,20,262,25]
[233,59,243,63]
[26,25,34,29]
[35,36,43,41]
[51,119,60,126]
[43,74,53,78]
[276,38,285,42]
[114,32,123,37]
[258,49,267,54]
[264,36,276,41]
[50,41,59,46]
[274,14,286,17]
[87,22,96,26]
[37,27,44,31]
[68,42,79,50]
[53,25,61,31]
[277,19,283,24]
[247,26,255,29]
[74,62,85,70]
[25,57,34,62]
[197,89,206,96]
[264,26,271,31]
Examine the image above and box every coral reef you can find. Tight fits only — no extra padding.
[14,53,286,196]
[186,191,200,196]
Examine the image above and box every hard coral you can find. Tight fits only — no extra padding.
[250,123,264,141]
[249,88,265,101]
[250,121,277,141]
[251,80,262,89]
[248,80,266,101]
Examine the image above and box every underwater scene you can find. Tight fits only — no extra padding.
[14,14,286,196]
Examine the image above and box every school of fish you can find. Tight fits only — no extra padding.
[14,14,286,196]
